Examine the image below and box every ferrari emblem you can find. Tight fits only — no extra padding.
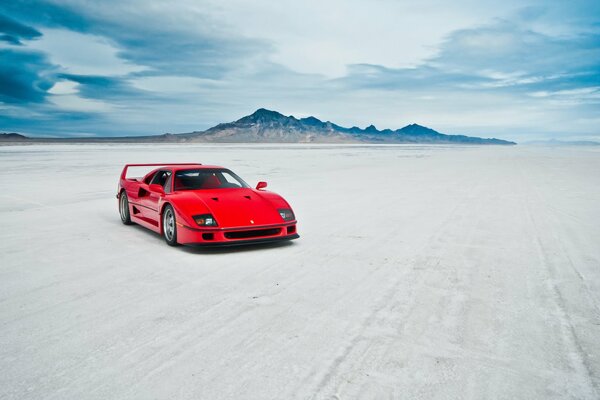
[250,219,254,224]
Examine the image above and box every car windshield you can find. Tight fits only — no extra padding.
[173,169,250,191]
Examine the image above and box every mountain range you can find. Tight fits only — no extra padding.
[1,108,516,145]
[175,109,515,144]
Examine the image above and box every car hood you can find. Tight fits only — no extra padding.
[175,188,285,228]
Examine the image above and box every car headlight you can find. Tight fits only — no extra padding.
[193,214,218,226]
[278,208,295,221]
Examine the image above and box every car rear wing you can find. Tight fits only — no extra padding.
[120,163,201,180]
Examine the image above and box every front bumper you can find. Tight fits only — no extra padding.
[190,233,299,247]
[176,221,299,246]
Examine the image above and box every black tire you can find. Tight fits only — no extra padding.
[162,205,179,246]
[119,191,132,225]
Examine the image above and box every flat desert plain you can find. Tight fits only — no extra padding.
[1,144,599,399]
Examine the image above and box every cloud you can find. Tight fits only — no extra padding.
[0,13,41,45]
[2,0,271,79]
[47,80,78,94]
[338,20,600,94]
[0,49,56,103]
[50,92,113,112]
[198,0,533,78]
[27,28,147,76]
[433,21,600,89]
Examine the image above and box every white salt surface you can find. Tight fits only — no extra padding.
[1,144,599,399]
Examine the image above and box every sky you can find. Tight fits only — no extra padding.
[0,0,599,141]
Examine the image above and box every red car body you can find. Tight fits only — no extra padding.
[116,163,299,246]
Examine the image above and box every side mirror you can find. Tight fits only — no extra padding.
[149,184,165,195]
[256,181,268,190]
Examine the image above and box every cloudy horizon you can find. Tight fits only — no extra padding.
[1,0,599,141]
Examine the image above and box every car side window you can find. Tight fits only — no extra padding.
[144,171,157,184]
[150,170,172,191]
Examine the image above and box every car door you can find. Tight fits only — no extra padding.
[140,169,172,223]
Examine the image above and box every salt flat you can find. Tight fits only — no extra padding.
[1,144,599,399]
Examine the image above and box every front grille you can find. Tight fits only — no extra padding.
[224,228,281,239]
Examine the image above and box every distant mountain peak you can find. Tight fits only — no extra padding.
[300,116,322,123]
[0,132,29,141]
[397,123,439,135]
[300,116,326,128]
[253,108,281,117]
[236,108,288,124]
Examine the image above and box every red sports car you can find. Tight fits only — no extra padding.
[117,163,299,246]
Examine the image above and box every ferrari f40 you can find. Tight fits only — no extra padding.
[117,163,299,247]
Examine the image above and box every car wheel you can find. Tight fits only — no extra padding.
[119,191,132,225]
[162,205,179,246]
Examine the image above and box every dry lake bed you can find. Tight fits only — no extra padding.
[1,144,599,399]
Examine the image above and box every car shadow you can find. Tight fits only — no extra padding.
[180,240,296,255]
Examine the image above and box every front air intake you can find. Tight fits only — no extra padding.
[224,228,281,239]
